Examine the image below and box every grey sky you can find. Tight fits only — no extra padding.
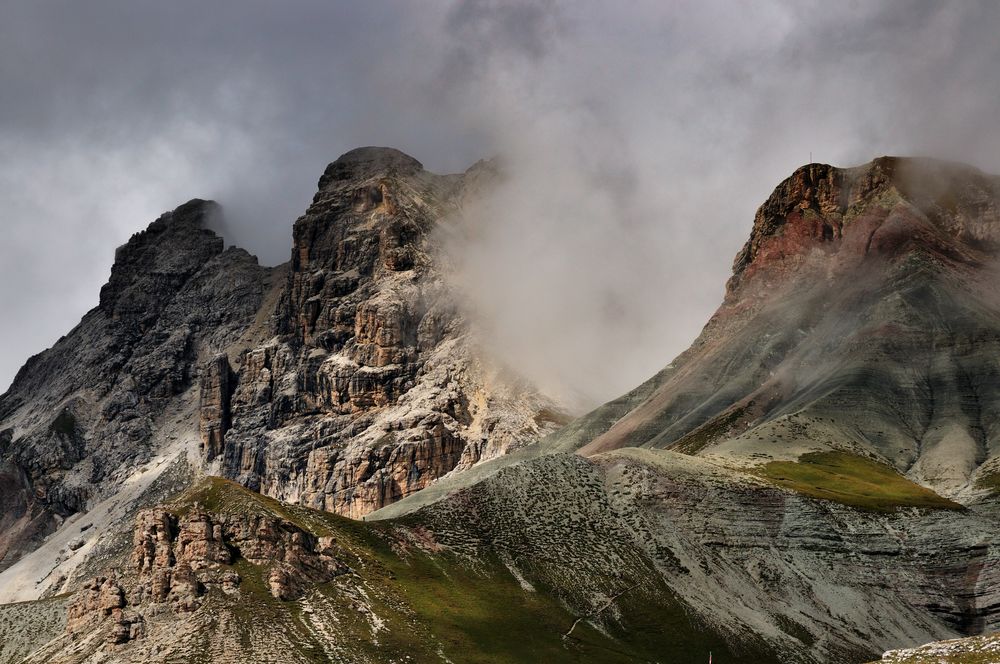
[2,1,999,405]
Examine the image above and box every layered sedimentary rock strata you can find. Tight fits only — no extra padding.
[532,157,1000,499]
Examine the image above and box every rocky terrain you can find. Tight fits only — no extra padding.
[877,632,1000,663]
[4,154,1000,663]
[215,148,566,519]
[570,157,1000,500]
[4,449,997,663]
[0,475,772,663]
[0,147,566,602]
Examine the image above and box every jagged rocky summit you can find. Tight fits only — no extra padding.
[0,146,567,582]
[213,148,565,518]
[550,156,1000,497]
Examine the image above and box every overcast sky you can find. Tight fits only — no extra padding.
[2,1,1000,406]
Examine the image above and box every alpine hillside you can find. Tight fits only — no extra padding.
[3,155,1000,664]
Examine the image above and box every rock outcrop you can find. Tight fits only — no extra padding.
[59,493,351,655]
[130,505,347,605]
[199,354,233,461]
[727,157,1000,298]
[65,577,144,644]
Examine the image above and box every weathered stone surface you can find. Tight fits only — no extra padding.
[214,147,566,517]
[0,200,270,573]
[130,506,347,606]
[548,158,1000,500]
[65,576,144,644]
[727,157,1000,297]
[199,354,233,461]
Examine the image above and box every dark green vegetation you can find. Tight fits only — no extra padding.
[757,452,963,512]
[670,404,748,454]
[168,478,778,663]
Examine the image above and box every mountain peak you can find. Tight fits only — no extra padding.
[318,146,424,189]
[98,199,225,321]
[727,156,1000,297]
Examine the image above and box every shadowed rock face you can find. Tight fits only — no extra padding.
[558,157,1000,497]
[0,199,269,573]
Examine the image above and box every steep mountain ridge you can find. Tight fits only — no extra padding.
[214,147,566,519]
[567,157,1000,497]
[0,147,565,596]
[0,198,270,575]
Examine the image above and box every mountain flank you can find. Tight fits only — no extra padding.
[0,147,567,596]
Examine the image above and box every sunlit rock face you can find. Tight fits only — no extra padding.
[214,147,567,518]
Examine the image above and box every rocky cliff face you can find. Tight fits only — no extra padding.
[0,147,565,586]
[536,157,1000,499]
[130,505,346,605]
[211,147,566,518]
[0,199,269,574]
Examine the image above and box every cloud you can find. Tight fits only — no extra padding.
[1,1,1000,404]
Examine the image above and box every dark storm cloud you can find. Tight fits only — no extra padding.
[2,1,1000,405]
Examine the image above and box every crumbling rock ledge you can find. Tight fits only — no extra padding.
[64,502,351,645]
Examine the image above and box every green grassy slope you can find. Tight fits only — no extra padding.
[757,452,963,512]
[160,477,776,664]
